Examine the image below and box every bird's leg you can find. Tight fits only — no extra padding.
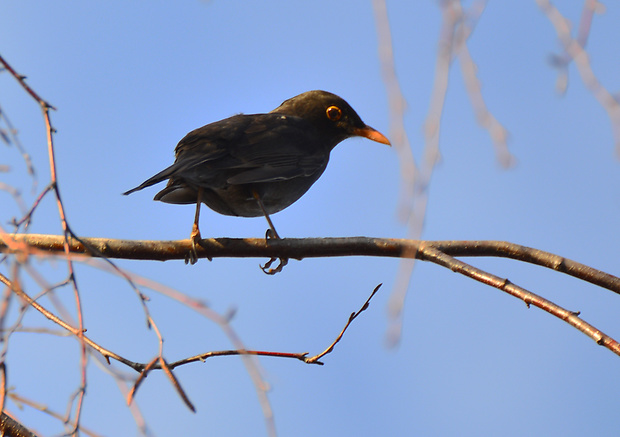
[252,190,288,274]
[186,187,204,265]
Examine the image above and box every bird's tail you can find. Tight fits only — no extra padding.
[122,164,179,195]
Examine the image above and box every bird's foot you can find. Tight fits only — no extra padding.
[185,225,202,265]
[261,257,288,275]
[260,228,288,275]
[265,227,280,240]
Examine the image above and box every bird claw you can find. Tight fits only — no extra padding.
[261,257,288,275]
[185,240,199,265]
[265,228,280,240]
[186,226,202,265]
[261,227,288,274]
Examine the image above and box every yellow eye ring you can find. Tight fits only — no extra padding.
[326,105,342,121]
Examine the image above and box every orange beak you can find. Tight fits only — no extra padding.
[354,125,391,146]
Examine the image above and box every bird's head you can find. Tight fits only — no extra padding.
[271,90,391,149]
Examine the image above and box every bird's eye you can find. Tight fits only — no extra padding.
[326,106,342,121]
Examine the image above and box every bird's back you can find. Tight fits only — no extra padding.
[152,113,332,216]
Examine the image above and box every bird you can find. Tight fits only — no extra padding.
[124,90,390,271]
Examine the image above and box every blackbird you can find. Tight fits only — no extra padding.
[124,90,390,270]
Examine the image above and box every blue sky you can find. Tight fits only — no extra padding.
[1,1,620,436]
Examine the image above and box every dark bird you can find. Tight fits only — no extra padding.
[124,90,390,270]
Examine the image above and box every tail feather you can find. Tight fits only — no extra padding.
[122,164,179,196]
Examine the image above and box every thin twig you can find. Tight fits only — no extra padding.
[166,284,383,369]
[0,54,89,432]
[0,102,37,190]
[77,256,274,431]
[127,358,158,407]
[0,272,139,371]
[546,0,600,94]
[159,357,196,412]
[10,183,55,230]
[454,0,514,167]
[7,392,103,437]
[305,284,382,364]
[537,0,620,156]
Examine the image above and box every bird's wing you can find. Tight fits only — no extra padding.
[173,114,329,185]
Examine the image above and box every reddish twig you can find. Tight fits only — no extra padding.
[127,357,158,407]
[165,284,383,368]
[0,54,89,431]
[159,357,196,412]
[0,101,37,189]
[305,283,382,364]
[0,272,140,371]
[10,183,55,231]
[7,392,103,437]
[78,257,275,433]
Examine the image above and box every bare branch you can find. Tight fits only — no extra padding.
[127,358,158,407]
[537,0,620,156]
[0,102,37,190]
[7,391,104,436]
[165,284,383,368]
[0,54,89,430]
[417,244,620,355]
[4,233,619,358]
[0,411,38,437]
[4,235,618,293]
[159,357,196,413]
[305,284,382,364]
[0,272,140,371]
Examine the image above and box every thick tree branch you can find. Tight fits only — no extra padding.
[418,245,620,356]
[6,234,619,359]
[0,412,38,437]
[3,234,618,295]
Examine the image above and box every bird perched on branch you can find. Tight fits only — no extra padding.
[124,90,390,271]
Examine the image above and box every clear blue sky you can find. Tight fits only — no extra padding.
[1,1,619,436]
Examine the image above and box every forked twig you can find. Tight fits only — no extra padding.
[164,284,383,369]
[537,0,620,156]
[373,0,515,346]
[127,357,158,408]
[0,102,37,190]
[305,283,382,364]
[6,392,103,437]
[0,272,139,370]
[159,357,196,412]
